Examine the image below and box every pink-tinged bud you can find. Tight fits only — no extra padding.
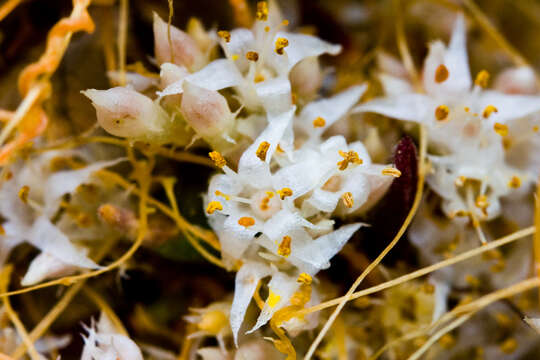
[21,252,78,286]
[153,12,204,71]
[494,66,537,95]
[159,63,189,89]
[290,56,323,100]
[181,81,233,138]
[83,87,167,139]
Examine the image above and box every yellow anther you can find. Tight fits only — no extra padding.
[231,54,239,61]
[464,106,470,112]
[337,150,363,170]
[209,151,226,168]
[256,1,268,21]
[341,192,354,208]
[238,216,255,227]
[260,194,271,210]
[482,105,498,119]
[475,70,490,88]
[493,123,508,137]
[491,259,506,272]
[499,338,518,354]
[76,213,93,228]
[206,201,223,214]
[277,187,293,200]
[434,64,449,83]
[465,274,480,288]
[312,116,326,128]
[276,144,284,153]
[264,25,270,32]
[435,105,450,121]
[0,224,5,236]
[455,175,466,187]
[495,313,512,327]
[439,334,456,349]
[382,167,402,178]
[475,194,489,216]
[277,235,291,257]
[18,185,29,204]
[508,176,521,188]
[297,272,312,284]
[254,74,265,83]
[422,283,435,294]
[217,30,231,42]
[275,37,289,55]
[451,209,468,218]
[266,191,274,198]
[281,19,289,26]
[533,125,539,132]
[214,190,230,200]
[256,141,270,161]
[267,290,281,308]
[198,310,228,335]
[246,51,259,62]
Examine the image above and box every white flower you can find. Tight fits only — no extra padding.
[0,151,123,285]
[81,312,143,360]
[204,110,392,342]
[158,1,341,117]
[354,14,540,221]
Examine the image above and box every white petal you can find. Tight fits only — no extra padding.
[378,73,413,97]
[353,93,434,123]
[477,91,540,123]
[254,77,292,117]
[272,157,324,200]
[298,85,367,137]
[26,216,99,270]
[107,71,158,92]
[159,63,189,89]
[493,66,538,95]
[158,59,243,97]
[21,252,80,286]
[423,14,471,96]
[230,262,272,345]
[271,32,341,73]
[237,107,295,188]
[248,272,299,332]
[294,223,362,270]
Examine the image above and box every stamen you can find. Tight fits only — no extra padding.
[214,190,230,200]
[256,141,270,161]
[464,107,470,112]
[246,51,259,62]
[482,105,498,118]
[508,176,521,188]
[499,338,518,354]
[197,310,228,335]
[267,290,281,308]
[206,201,223,214]
[277,235,291,257]
[493,123,508,137]
[238,216,255,227]
[0,224,5,235]
[337,150,363,170]
[231,54,239,61]
[297,272,312,284]
[217,30,231,43]
[312,116,326,128]
[264,25,270,32]
[209,151,226,168]
[341,192,354,208]
[275,37,289,55]
[277,187,293,200]
[475,70,490,88]
[18,185,29,204]
[465,274,480,288]
[435,105,450,121]
[256,1,268,21]
[475,194,489,216]
[254,74,265,83]
[434,64,449,83]
[439,334,456,349]
[382,167,402,178]
[533,125,539,132]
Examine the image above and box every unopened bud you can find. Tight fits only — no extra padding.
[289,57,322,99]
[83,87,168,140]
[159,63,189,89]
[181,81,233,138]
[153,12,204,71]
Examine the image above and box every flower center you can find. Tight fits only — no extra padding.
[250,190,281,219]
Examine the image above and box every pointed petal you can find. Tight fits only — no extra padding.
[477,91,540,123]
[230,262,272,345]
[353,94,434,123]
[254,77,292,117]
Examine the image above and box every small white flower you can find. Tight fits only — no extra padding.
[81,312,143,360]
[354,14,540,221]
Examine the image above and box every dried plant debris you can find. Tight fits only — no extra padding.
[0,0,540,359]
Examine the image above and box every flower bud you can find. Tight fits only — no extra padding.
[181,81,233,138]
[159,63,189,89]
[290,56,322,100]
[83,87,167,140]
[494,66,537,95]
[21,252,79,286]
[153,12,204,71]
